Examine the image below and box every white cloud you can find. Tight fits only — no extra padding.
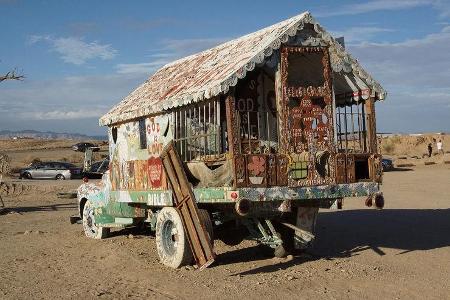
[347,26,450,132]
[29,35,117,65]
[331,27,394,43]
[18,109,107,120]
[115,38,228,76]
[157,38,228,55]
[432,0,450,18]
[315,0,450,18]
[0,72,145,121]
[350,26,450,88]
[115,60,172,75]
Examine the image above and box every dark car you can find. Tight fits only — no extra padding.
[83,159,109,179]
[20,162,82,180]
[72,142,100,152]
[381,158,394,172]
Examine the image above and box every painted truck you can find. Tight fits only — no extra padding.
[76,12,386,268]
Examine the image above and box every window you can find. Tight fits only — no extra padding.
[173,98,222,161]
[235,71,278,154]
[138,119,147,149]
[287,51,325,88]
[336,101,368,153]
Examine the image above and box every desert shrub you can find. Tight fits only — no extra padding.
[10,167,22,174]
[92,153,103,162]
[0,153,11,174]
[22,155,41,165]
[415,136,426,145]
[69,153,83,164]
[389,136,402,144]
[382,142,395,154]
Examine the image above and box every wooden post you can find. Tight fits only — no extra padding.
[275,62,285,153]
[365,97,377,153]
[225,93,239,156]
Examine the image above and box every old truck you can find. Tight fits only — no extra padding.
[76,12,386,269]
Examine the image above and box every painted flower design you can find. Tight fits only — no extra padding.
[248,156,265,176]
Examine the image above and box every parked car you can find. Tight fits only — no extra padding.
[72,142,100,152]
[83,159,109,179]
[382,158,394,171]
[19,162,82,180]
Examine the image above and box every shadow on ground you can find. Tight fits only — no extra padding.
[314,208,450,257]
[222,208,450,273]
[0,202,76,215]
[389,167,414,172]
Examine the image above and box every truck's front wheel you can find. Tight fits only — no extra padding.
[82,200,109,239]
[155,207,192,268]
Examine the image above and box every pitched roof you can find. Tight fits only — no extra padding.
[100,12,386,126]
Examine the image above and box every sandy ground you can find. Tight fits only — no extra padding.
[0,164,449,299]
[0,139,108,171]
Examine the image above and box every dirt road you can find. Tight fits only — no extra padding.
[1,165,449,299]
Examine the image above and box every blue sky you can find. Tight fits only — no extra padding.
[1,0,449,135]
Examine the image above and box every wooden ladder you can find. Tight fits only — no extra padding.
[160,141,215,269]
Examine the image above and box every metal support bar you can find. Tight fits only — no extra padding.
[279,221,315,240]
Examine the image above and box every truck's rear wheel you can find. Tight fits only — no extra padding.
[82,200,109,239]
[155,207,192,268]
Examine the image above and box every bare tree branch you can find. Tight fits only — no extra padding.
[0,69,25,82]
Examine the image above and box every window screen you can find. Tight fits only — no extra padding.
[287,51,325,87]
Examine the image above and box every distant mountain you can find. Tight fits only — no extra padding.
[0,130,107,140]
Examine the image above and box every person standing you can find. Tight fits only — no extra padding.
[437,139,444,155]
[427,143,433,157]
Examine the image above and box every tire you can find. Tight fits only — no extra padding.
[82,200,109,239]
[56,174,65,180]
[198,209,214,246]
[155,207,192,268]
[217,221,247,246]
[22,172,32,179]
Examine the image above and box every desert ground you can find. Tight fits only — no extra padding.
[1,138,450,299]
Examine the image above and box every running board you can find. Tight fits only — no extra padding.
[160,141,215,270]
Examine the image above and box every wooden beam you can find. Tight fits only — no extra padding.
[364,98,377,153]
[225,93,239,156]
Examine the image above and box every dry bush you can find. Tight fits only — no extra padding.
[389,136,402,145]
[22,155,41,165]
[382,142,395,154]
[415,136,426,145]
[10,167,22,174]
[69,153,84,164]
[92,153,103,162]
[0,153,11,174]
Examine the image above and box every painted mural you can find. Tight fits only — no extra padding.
[108,114,172,195]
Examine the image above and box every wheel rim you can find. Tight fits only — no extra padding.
[56,175,64,180]
[161,219,178,256]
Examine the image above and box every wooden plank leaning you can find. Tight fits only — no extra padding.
[160,141,215,270]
